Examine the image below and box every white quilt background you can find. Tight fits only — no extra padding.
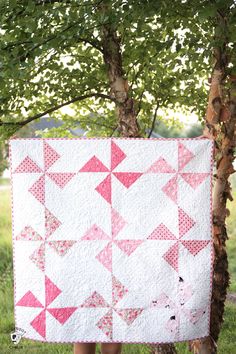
[9,137,214,344]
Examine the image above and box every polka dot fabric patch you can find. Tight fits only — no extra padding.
[9,137,214,344]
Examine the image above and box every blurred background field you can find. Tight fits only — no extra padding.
[1,171,236,353]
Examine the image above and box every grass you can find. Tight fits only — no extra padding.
[0,177,10,186]
[1,187,236,353]
[0,189,12,286]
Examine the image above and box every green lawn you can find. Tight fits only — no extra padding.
[1,187,236,353]
[0,177,10,185]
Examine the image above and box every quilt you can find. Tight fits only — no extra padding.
[9,137,214,344]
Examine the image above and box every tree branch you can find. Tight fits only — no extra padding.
[35,0,72,4]
[148,101,159,138]
[76,37,103,53]
[109,124,118,137]
[136,89,145,116]
[13,22,104,62]
[0,93,115,127]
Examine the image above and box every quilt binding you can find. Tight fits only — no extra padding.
[9,136,215,344]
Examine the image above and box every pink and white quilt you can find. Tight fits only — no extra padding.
[9,137,214,344]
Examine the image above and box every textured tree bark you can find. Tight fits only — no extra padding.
[100,3,140,138]
[149,344,178,354]
[189,12,236,354]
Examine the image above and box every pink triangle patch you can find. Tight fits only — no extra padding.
[147,223,176,240]
[81,291,109,308]
[47,240,76,256]
[113,172,142,188]
[30,309,46,338]
[162,175,178,203]
[96,309,113,340]
[45,276,61,307]
[181,240,210,256]
[114,240,143,256]
[165,314,180,336]
[47,307,77,324]
[95,174,111,204]
[45,208,61,239]
[14,156,42,173]
[178,282,193,306]
[183,307,207,324]
[29,243,45,271]
[16,225,43,241]
[163,242,179,272]
[96,242,112,272]
[111,208,126,238]
[46,172,76,188]
[151,293,172,308]
[147,157,176,173]
[16,291,43,308]
[178,142,194,171]
[111,141,126,170]
[180,173,209,189]
[178,207,196,238]
[28,175,45,205]
[44,141,60,171]
[81,224,110,240]
[79,155,109,172]
[114,308,143,325]
[112,275,128,306]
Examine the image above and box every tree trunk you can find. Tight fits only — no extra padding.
[100,4,177,354]
[189,11,236,354]
[149,344,177,354]
[100,2,140,138]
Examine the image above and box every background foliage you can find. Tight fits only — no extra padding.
[0,0,235,141]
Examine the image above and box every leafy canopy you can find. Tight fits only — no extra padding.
[0,0,235,138]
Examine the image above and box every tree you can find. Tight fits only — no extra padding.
[191,4,236,353]
[0,1,236,353]
[0,0,212,139]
